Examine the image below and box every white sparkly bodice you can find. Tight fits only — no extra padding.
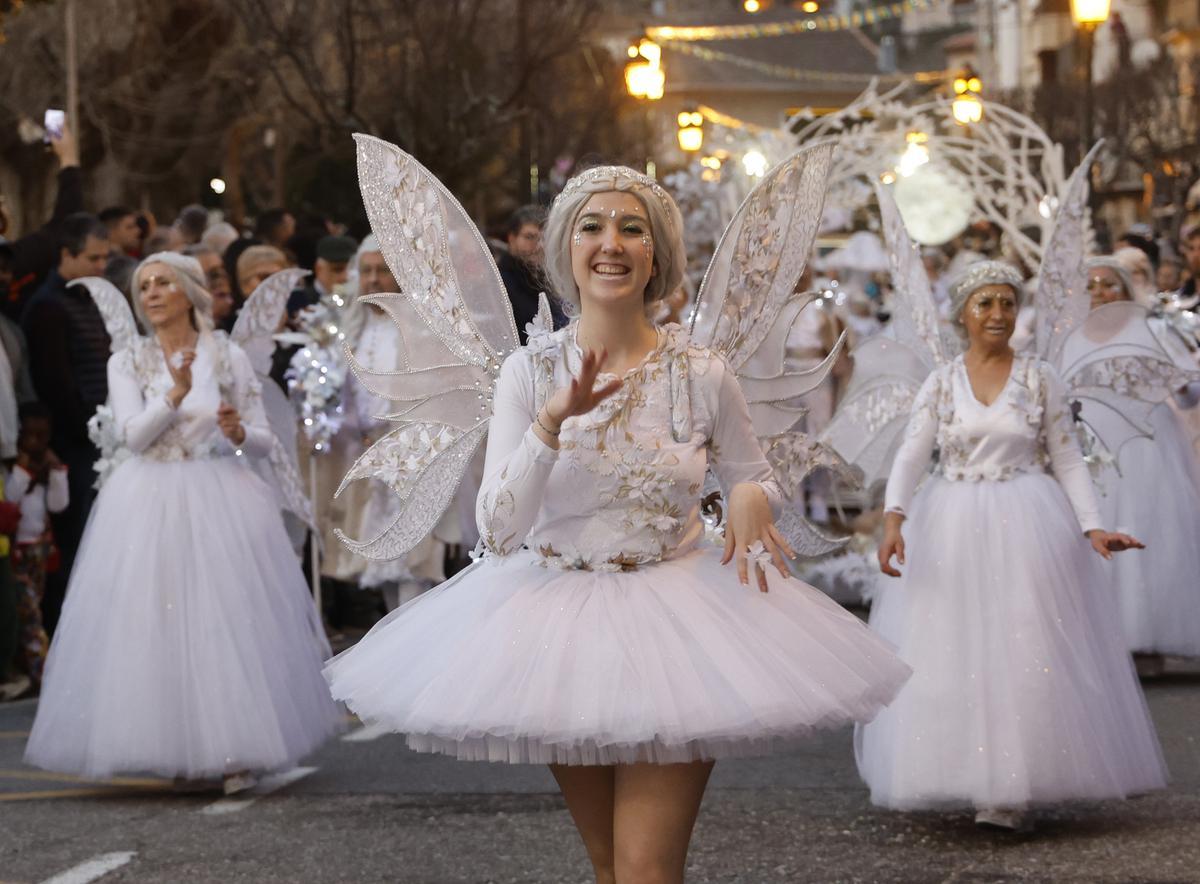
[884,354,1102,532]
[476,324,782,571]
[107,332,273,464]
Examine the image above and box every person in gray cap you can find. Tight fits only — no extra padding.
[287,234,357,317]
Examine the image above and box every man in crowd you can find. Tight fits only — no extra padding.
[3,121,82,320]
[99,206,142,258]
[255,208,296,252]
[183,243,235,329]
[21,213,111,634]
[497,205,563,343]
[287,234,356,316]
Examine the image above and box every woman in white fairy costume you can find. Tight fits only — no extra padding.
[325,137,911,881]
[858,258,1167,829]
[25,253,340,793]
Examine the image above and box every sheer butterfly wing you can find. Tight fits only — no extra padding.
[876,182,945,370]
[688,141,849,556]
[69,277,137,352]
[690,140,845,430]
[819,335,932,496]
[1057,301,1200,460]
[336,135,518,560]
[231,268,310,376]
[1036,142,1103,365]
[817,185,947,495]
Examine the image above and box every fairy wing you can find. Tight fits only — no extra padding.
[1036,143,1103,366]
[69,277,138,351]
[818,184,946,496]
[336,134,518,560]
[1057,301,1200,460]
[231,268,310,376]
[687,141,850,556]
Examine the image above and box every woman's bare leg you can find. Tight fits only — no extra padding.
[612,761,714,884]
[551,764,617,884]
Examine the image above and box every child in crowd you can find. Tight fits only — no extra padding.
[5,403,67,690]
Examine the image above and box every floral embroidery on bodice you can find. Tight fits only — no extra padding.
[884,353,1103,532]
[476,323,781,571]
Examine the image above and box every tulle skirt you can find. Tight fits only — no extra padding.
[325,546,912,766]
[1101,403,1200,656]
[856,473,1167,810]
[25,456,342,780]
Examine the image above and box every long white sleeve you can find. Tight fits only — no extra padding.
[108,350,177,454]
[883,372,940,517]
[475,352,558,555]
[1041,364,1103,533]
[707,359,784,517]
[222,344,274,459]
[4,465,29,502]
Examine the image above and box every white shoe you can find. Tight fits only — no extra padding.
[974,807,1032,832]
[222,772,258,796]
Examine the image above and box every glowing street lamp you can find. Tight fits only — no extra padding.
[897,131,930,177]
[800,1,820,12]
[743,0,762,12]
[625,38,665,100]
[209,177,227,195]
[677,110,704,152]
[952,72,983,125]
[742,150,768,178]
[1070,0,1111,27]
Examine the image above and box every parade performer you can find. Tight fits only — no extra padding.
[843,164,1174,828]
[1082,256,1200,662]
[324,137,911,882]
[25,254,340,792]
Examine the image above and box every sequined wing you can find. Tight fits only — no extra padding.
[690,140,843,431]
[688,141,851,556]
[1036,143,1103,365]
[1057,301,1200,460]
[68,277,137,352]
[818,335,931,496]
[336,135,519,560]
[763,432,861,557]
[231,268,310,376]
[876,182,945,370]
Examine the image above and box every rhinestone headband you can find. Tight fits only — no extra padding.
[948,260,1025,315]
[554,165,677,232]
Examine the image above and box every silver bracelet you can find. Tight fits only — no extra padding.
[535,411,561,437]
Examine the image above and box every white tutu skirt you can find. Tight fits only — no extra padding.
[856,473,1167,810]
[25,456,342,780]
[325,546,911,765]
[1101,404,1200,656]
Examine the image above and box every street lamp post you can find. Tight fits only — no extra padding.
[1071,0,1111,152]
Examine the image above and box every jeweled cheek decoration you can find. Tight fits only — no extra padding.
[641,234,652,258]
[573,232,582,247]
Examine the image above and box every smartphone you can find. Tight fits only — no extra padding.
[43,108,65,144]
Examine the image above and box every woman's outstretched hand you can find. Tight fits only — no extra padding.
[878,512,906,577]
[534,348,623,447]
[1087,529,1144,560]
[721,483,794,592]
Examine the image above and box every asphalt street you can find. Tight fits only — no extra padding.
[1,662,1198,884]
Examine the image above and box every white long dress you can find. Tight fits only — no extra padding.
[856,354,1167,810]
[25,332,341,780]
[325,324,912,765]
[1096,323,1200,657]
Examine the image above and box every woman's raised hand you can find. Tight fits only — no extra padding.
[537,348,623,440]
[878,512,906,577]
[217,402,246,446]
[165,348,195,409]
[721,483,795,593]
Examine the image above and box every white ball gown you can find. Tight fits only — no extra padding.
[325,325,912,765]
[855,354,1167,810]
[25,332,341,780]
[1097,320,1200,657]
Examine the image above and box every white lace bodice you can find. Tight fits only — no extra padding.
[476,323,783,571]
[884,354,1102,532]
[107,332,272,463]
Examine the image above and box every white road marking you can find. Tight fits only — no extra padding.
[39,851,136,884]
[341,722,392,742]
[199,766,316,816]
